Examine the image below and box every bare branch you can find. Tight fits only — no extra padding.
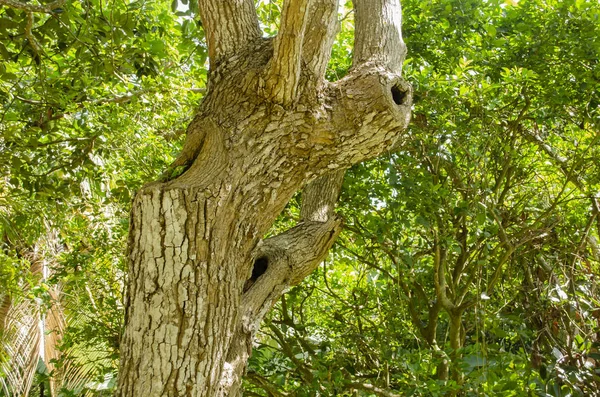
[353,0,406,71]
[24,12,42,56]
[198,0,261,63]
[346,382,402,397]
[264,0,312,105]
[0,0,64,13]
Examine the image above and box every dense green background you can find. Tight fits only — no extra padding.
[1,0,599,395]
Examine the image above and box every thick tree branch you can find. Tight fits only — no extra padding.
[198,0,261,63]
[353,0,406,71]
[242,217,342,327]
[301,0,339,90]
[218,171,345,395]
[246,170,345,317]
[264,0,312,105]
[301,170,345,222]
[221,216,341,396]
[315,65,412,168]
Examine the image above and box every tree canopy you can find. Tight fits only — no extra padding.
[1,0,599,395]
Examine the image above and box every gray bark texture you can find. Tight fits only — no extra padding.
[117,0,411,395]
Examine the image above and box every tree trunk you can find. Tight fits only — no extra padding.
[117,0,411,395]
[448,310,464,393]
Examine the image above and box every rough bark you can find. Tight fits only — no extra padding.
[0,239,64,397]
[198,0,261,64]
[263,0,312,105]
[353,0,406,70]
[117,0,411,395]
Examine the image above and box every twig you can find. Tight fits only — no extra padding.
[24,12,42,57]
[0,0,65,13]
[346,382,402,397]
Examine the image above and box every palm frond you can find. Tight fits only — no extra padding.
[44,289,66,397]
[1,228,119,397]
[0,292,42,397]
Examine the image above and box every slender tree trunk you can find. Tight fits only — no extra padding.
[117,0,412,395]
[435,311,464,385]
[448,310,465,394]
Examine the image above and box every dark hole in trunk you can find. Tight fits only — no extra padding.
[391,85,407,105]
[243,256,269,293]
[251,257,269,280]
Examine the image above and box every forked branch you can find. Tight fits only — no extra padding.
[219,172,344,396]
[241,170,345,327]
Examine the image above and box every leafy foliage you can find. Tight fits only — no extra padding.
[1,0,599,395]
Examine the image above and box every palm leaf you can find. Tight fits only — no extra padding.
[0,291,42,397]
[1,231,118,397]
